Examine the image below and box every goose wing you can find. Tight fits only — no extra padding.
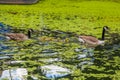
[4,33,28,41]
[79,36,99,44]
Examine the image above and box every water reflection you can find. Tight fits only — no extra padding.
[0,36,6,41]
[39,58,61,63]
[0,68,28,80]
[41,65,71,79]
[0,56,11,60]
[0,44,9,51]
[0,22,11,34]
[40,49,59,56]
[0,23,12,55]
[75,48,94,59]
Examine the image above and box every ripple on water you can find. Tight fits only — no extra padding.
[0,44,9,51]
[0,23,12,56]
[0,36,7,41]
[40,49,59,57]
[0,56,11,60]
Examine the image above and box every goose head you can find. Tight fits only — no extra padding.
[103,26,109,31]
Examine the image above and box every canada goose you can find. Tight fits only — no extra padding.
[4,29,33,41]
[78,26,109,48]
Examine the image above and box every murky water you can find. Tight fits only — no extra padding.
[0,23,95,79]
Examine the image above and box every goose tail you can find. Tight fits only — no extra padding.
[98,40,105,45]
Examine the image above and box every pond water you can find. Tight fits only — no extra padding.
[0,23,95,79]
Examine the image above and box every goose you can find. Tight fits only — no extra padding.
[4,29,33,41]
[78,26,109,48]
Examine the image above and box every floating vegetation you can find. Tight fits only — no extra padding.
[0,22,120,79]
[0,23,96,79]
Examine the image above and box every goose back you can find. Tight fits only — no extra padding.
[79,36,100,48]
[4,33,28,41]
[79,36,99,43]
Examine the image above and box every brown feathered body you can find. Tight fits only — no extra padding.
[4,33,28,41]
[78,36,104,48]
[78,26,109,48]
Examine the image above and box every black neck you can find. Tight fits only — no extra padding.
[28,30,31,38]
[102,27,105,40]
